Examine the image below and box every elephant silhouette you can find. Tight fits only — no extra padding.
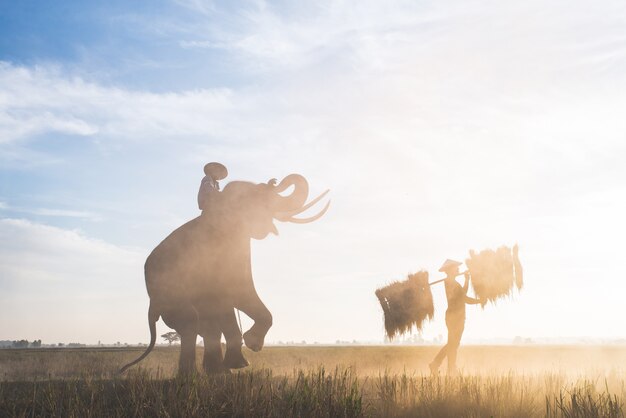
[120,173,329,374]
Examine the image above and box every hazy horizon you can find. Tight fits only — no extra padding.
[2,1,626,346]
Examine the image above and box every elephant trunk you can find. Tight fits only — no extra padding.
[271,174,309,212]
[272,174,331,224]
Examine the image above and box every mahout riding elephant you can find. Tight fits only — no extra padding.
[120,173,329,374]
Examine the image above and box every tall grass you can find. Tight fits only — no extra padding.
[2,368,625,417]
[1,368,362,418]
[1,346,626,417]
[371,372,625,417]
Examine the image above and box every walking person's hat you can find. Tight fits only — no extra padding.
[203,162,228,180]
[438,259,462,272]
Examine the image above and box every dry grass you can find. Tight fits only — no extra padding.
[1,345,626,417]
[467,244,523,304]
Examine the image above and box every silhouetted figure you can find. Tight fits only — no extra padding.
[198,162,228,210]
[120,173,330,375]
[429,259,480,376]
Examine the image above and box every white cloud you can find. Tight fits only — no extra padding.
[0,218,147,343]
[171,0,626,80]
[28,208,102,220]
[0,202,102,221]
[0,62,236,144]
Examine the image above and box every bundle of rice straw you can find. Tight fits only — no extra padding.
[375,271,434,339]
[466,244,523,305]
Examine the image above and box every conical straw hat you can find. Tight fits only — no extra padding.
[438,259,462,272]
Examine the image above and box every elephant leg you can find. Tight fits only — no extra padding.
[178,331,198,376]
[220,309,249,369]
[200,319,227,374]
[236,292,273,352]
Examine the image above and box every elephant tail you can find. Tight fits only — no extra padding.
[119,303,160,374]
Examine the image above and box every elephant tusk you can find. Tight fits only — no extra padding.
[283,200,330,224]
[274,189,330,222]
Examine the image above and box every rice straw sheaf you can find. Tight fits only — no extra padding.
[466,244,523,306]
[375,271,434,339]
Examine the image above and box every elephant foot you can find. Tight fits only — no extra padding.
[243,330,265,352]
[178,362,198,377]
[223,347,250,369]
[202,348,226,375]
[203,358,230,375]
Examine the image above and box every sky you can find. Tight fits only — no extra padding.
[2,0,626,345]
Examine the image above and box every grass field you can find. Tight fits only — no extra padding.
[1,345,625,417]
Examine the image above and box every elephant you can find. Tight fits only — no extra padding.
[120,173,329,374]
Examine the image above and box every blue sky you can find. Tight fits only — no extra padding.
[2,0,626,345]
[1,1,234,88]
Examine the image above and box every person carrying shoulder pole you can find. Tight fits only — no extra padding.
[429,259,481,376]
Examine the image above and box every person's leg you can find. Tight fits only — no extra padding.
[430,317,453,375]
[446,321,465,375]
[430,344,448,375]
[431,339,448,368]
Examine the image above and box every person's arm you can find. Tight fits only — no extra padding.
[465,296,481,305]
[463,272,481,304]
[463,271,470,294]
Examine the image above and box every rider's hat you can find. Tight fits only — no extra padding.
[203,162,228,180]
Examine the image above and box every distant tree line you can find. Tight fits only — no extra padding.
[0,339,43,348]
[0,337,186,348]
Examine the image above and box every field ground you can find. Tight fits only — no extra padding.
[1,345,626,417]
